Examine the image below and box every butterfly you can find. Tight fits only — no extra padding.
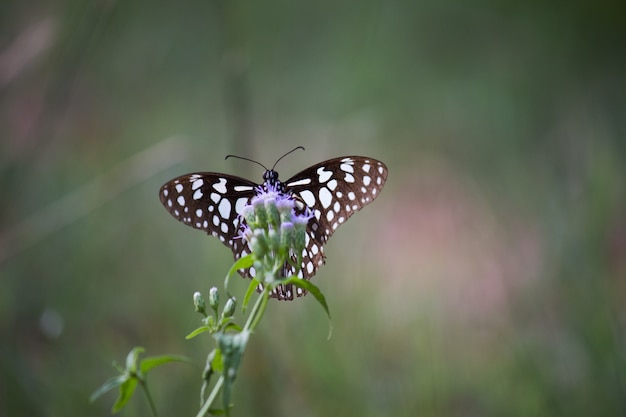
[159,149,388,300]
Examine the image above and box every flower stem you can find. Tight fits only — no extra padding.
[243,288,269,332]
[196,376,224,417]
[139,380,159,417]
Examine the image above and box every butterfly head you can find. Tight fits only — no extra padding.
[263,169,279,184]
[262,169,285,193]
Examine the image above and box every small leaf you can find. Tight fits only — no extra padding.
[140,354,191,374]
[242,278,261,312]
[90,375,127,403]
[224,255,254,295]
[222,322,243,333]
[112,377,138,413]
[186,325,212,339]
[211,348,223,373]
[125,347,145,373]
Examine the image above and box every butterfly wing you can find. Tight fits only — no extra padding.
[159,172,257,259]
[284,156,388,279]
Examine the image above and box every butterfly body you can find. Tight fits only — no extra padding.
[160,156,388,300]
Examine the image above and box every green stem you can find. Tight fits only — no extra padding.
[196,376,224,417]
[140,380,159,417]
[243,288,269,331]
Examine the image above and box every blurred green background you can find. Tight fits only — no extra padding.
[1,0,625,416]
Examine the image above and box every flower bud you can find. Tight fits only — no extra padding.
[277,199,294,223]
[208,287,219,310]
[193,291,206,314]
[268,228,280,251]
[265,197,280,228]
[251,229,269,257]
[252,197,267,228]
[242,205,256,227]
[293,216,309,252]
[223,297,236,318]
[280,222,295,249]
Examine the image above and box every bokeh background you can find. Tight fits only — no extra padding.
[2,1,625,416]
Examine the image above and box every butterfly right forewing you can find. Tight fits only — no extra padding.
[283,156,388,280]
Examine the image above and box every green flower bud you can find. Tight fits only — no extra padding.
[293,216,308,253]
[208,287,219,310]
[223,297,236,318]
[268,228,280,251]
[251,229,269,257]
[265,197,280,228]
[280,222,295,249]
[277,199,294,223]
[193,291,206,314]
[242,205,256,227]
[252,198,267,228]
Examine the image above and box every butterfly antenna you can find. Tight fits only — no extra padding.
[271,146,305,170]
[224,154,269,171]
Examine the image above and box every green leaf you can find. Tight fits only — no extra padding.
[90,374,127,403]
[286,277,333,337]
[211,348,223,373]
[222,322,243,333]
[186,325,212,339]
[140,354,191,374]
[242,278,261,312]
[112,376,138,413]
[125,346,145,373]
[224,255,254,295]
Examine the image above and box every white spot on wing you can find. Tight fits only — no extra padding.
[177,196,185,206]
[317,167,332,183]
[288,178,312,187]
[326,179,338,191]
[234,185,254,192]
[218,198,231,219]
[319,187,332,209]
[362,163,371,173]
[348,191,356,200]
[210,193,220,203]
[163,189,169,197]
[196,209,203,217]
[193,189,203,200]
[235,197,248,215]
[192,179,204,190]
[300,190,316,207]
[213,178,227,193]
[326,211,334,221]
[363,175,371,186]
[175,184,183,193]
[340,163,354,173]
[345,173,355,183]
